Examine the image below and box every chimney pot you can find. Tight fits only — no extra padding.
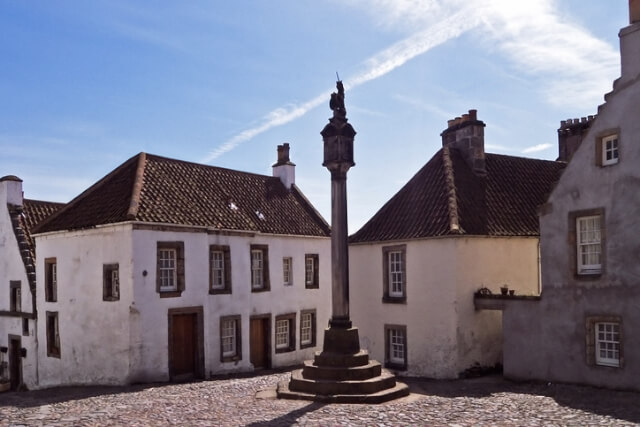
[447,119,455,128]
[468,109,477,121]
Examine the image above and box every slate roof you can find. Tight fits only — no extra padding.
[35,153,330,237]
[349,147,566,243]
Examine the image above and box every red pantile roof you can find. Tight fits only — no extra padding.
[20,199,65,260]
[35,153,330,237]
[349,147,565,243]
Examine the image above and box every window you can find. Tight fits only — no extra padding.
[275,313,295,353]
[304,254,319,289]
[210,245,231,294]
[577,215,602,275]
[596,322,620,367]
[45,258,57,302]
[46,311,60,358]
[384,324,407,370]
[600,134,619,166]
[103,264,120,301]
[282,257,292,286]
[586,316,622,368]
[299,310,316,348]
[219,315,241,362]
[382,245,407,302]
[22,318,29,336]
[250,245,269,292]
[156,242,185,297]
[9,281,21,312]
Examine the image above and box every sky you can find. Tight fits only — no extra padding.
[0,1,630,231]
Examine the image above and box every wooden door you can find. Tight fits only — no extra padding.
[9,336,21,391]
[250,318,270,369]
[170,314,197,380]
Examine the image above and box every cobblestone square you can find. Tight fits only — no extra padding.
[1,372,639,426]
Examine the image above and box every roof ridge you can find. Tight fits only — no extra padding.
[33,153,142,234]
[442,146,462,234]
[126,152,147,220]
[145,153,276,181]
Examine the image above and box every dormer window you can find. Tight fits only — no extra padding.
[601,134,619,166]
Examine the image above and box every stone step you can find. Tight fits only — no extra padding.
[277,379,410,404]
[301,359,382,381]
[313,349,370,367]
[288,368,397,395]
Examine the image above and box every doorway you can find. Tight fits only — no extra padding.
[9,335,22,391]
[168,307,204,381]
[250,315,271,369]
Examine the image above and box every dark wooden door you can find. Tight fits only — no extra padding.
[170,314,197,380]
[9,337,21,391]
[250,318,269,369]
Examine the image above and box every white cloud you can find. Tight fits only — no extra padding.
[522,143,553,154]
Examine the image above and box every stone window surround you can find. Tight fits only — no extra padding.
[103,263,120,302]
[304,254,319,289]
[382,244,407,303]
[46,311,60,358]
[156,242,185,298]
[219,315,242,363]
[299,309,316,349]
[9,281,21,312]
[209,245,232,295]
[282,257,293,286]
[45,257,57,303]
[568,208,605,280]
[250,244,270,293]
[595,128,621,167]
[384,323,407,371]
[274,312,296,353]
[585,315,623,368]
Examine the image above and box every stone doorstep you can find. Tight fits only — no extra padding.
[302,360,382,381]
[288,369,397,395]
[313,350,370,367]
[277,379,410,404]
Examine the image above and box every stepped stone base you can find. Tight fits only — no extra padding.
[277,326,409,404]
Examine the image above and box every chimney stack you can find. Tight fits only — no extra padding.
[272,143,296,189]
[557,116,596,162]
[631,0,640,24]
[441,109,486,176]
[0,175,24,207]
[620,0,640,85]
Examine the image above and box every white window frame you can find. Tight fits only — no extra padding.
[158,248,178,291]
[305,256,315,286]
[300,312,313,346]
[221,319,237,358]
[388,251,404,297]
[251,249,264,289]
[211,250,225,290]
[275,319,290,349]
[602,134,619,166]
[282,257,292,286]
[577,215,602,275]
[595,322,620,367]
[389,328,405,365]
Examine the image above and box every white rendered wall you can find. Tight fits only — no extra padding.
[0,181,38,389]
[129,228,331,383]
[35,225,134,387]
[350,236,539,378]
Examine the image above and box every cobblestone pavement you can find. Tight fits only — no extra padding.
[1,373,639,426]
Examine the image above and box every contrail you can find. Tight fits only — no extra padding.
[201,7,479,163]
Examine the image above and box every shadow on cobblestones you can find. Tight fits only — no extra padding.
[403,375,640,424]
[247,402,326,426]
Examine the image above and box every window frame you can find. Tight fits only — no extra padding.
[586,315,622,368]
[103,264,120,301]
[382,245,407,303]
[9,281,21,312]
[45,258,57,302]
[209,245,232,294]
[282,257,292,286]
[569,209,605,279]
[304,254,319,289]
[384,324,407,370]
[156,242,185,297]
[299,309,316,348]
[274,313,296,353]
[46,311,60,358]
[219,315,242,362]
[250,245,270,292]
[596,133,619,166]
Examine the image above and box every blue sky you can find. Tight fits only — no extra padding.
[0,1,629,231]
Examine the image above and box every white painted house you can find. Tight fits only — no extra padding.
[30,144,331,387]
[349,111,565,378]
[0,176,62,390]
